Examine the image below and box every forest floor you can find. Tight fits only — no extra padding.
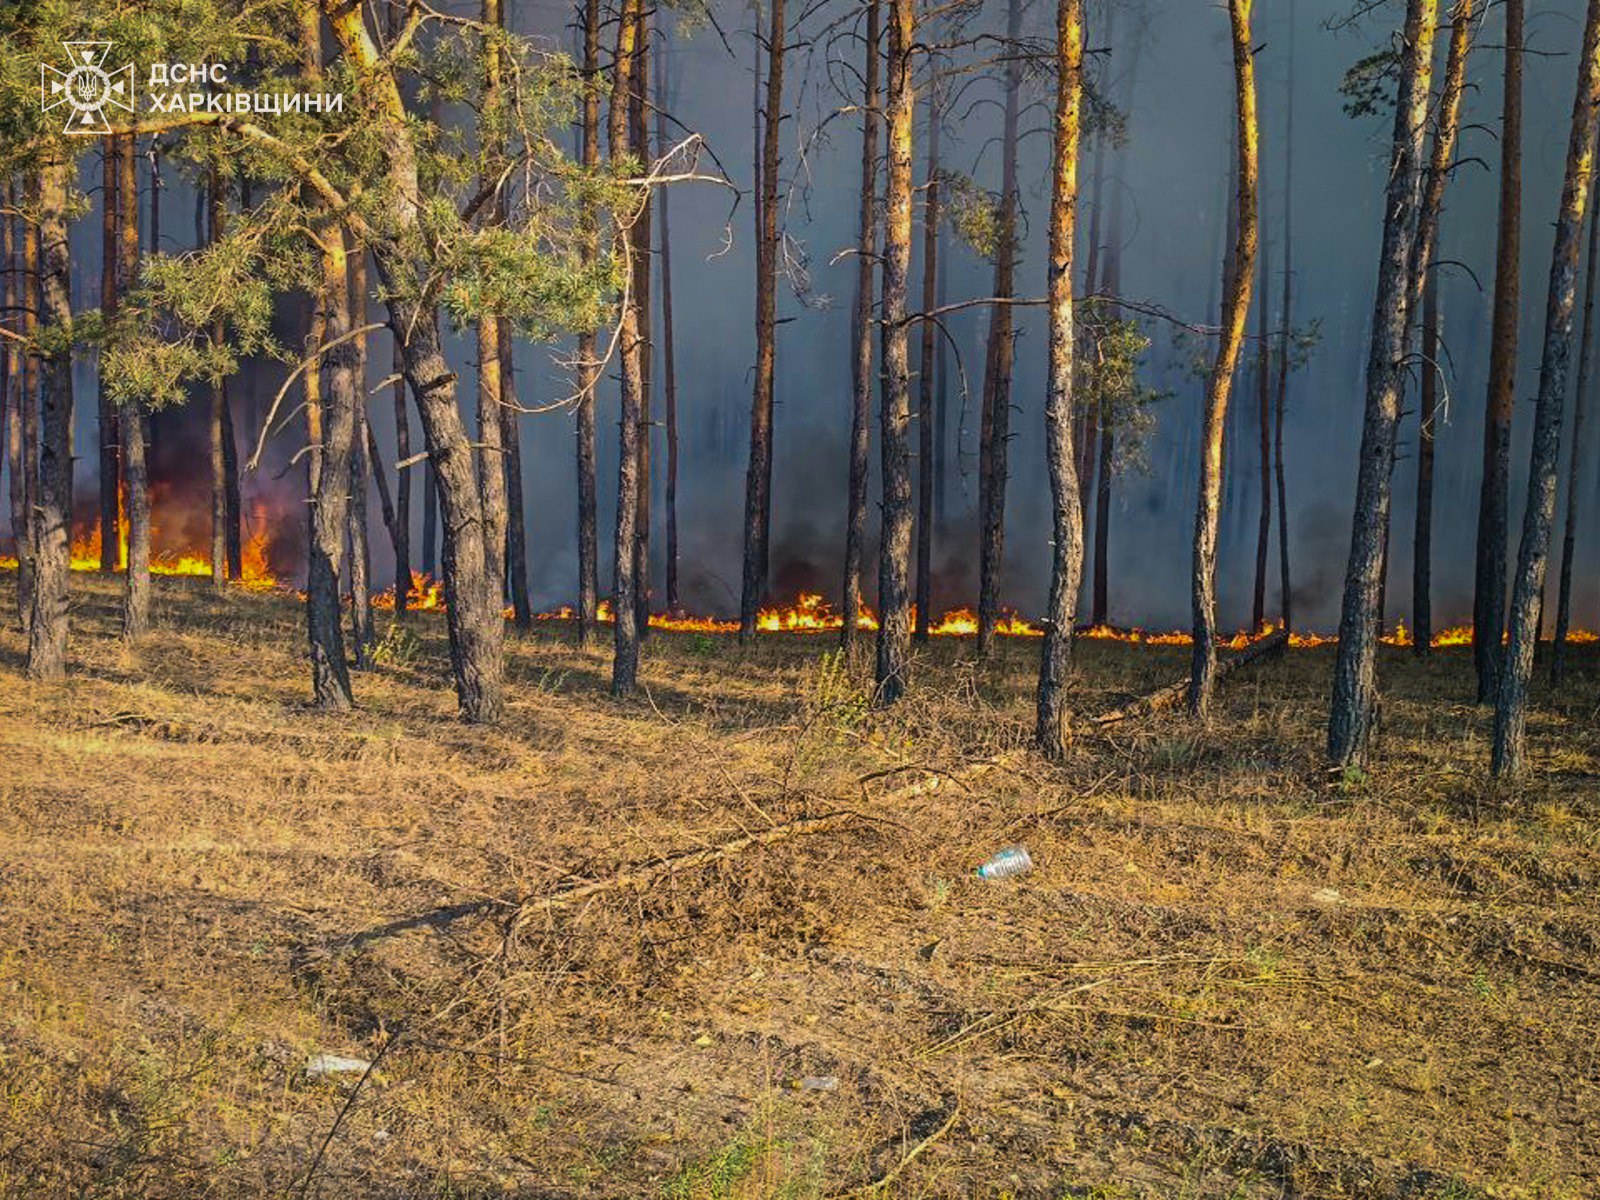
[1,573,1597,1199]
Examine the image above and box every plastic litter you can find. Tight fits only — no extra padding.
[306,1053,373,1078]
[974,845,1033,881]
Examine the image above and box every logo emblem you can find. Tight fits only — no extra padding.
[41,42,134,135]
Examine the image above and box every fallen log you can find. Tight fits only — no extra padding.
[1090,628,1290,727]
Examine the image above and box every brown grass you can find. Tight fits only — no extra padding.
[0,573,1597,1198]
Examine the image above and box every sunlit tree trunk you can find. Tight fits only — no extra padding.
[1552,147,1600,686]
[1188,0,1259,717]
[4,190,32,631]
[977,0,1023,657]
[20,193,39,631]
[477,0,509,619]
[121,137,150,640]
[630,14,654,637]
[1326,0,1439,765]
[1492,4,1600,774]
[575,0,601,645]
[1472,0,1522,703]
[1035,0,1085,760]
[841,0,880,650]
[27,159,76,678]
[389,340,411,615]
[915,81,942,643]
[874,0,914,703]
[610,0,646,694]
[741,0,785,640]
[99,136,121,573]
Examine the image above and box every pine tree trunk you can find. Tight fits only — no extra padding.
[1252,194,1272,632]
[1414,272,1439,656]
[1473,0,1522,703]
[8,194,36,631]
[99,136,121,573]
[875,0,915,704]
[610,0,646,694]
[307,232,357,710]
[477,0,509,620]
[501,324,531,630]
[0,192,22,624]
[977,0,1024,657]
[1035,0,1085,760]
[119,132,146,631]
[741,0,784,640]
[1326,0,1439,765]
[1188,0,1259,716]
[391,337,411,616]
[221,390,243,579]
[27,160,75,678]
[1076,119,1107,527]
[915,84,942,643]
[1551,146,1600,686]
[209,165,229,587]
[575,0,602,646]
[348,249,375,665]
[657,47,681,614]
[422,460,438,578]
[630,20,654,637]
[1275,0,1296,632]
[841,0,880,650]
[324,0,504,722]
[1492,4,1600,774]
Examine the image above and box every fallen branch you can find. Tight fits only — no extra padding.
[826,1099,962,1198]
[1090,629,1290,727]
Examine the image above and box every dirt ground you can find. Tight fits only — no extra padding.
[0,573,1596,1198]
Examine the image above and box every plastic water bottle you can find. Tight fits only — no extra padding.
[974,845,1033,881]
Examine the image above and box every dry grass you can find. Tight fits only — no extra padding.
[0,573,1597,1198]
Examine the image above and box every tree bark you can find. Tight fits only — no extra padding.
[1,191,25,626]
[1552,133,1600,686]
[99,136,121,573]
[1473,0,1522,703]
[1326,0,1439,765]
[740,0,785,640]
[575,0,602,646]
[1492,4,1600,775]
[27,159,76,678]
[323,0,504,722]
[1414,271,1439,656]
[610,0,646,694]
[349,249,376,665]
[1076,117,1107,527]
[841,0,880,650]
[501,317,530,629]
[874,0,915,704]
[915,81,942,643]
[1188,0,1259,717]
[477,0,509,621]
[630,15,654,637]
[209,164,229,587]
[390,337,411,615]
[306,230,358,710]
[657,45,681,614]
[1035,0,1085,760]
[977,0,1024,657]
[121,410,151,639]
[1252,191,1272,632]
[1274,0,1296,633]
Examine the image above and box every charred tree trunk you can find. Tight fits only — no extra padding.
[27,159,76,678]
[7,190,34,631]
[740,0,785,640]
[874,0,914,703]
[1326,0,1439,765]
[99,136,121,573]
[610,0,646,693]
[915,82,942,643]
[575,0,602,646]
[657,48,681,614]
[1188,0,1259,717]
[841,0,880,650]
[1414,272,1439,656]
[1492,4,1600,775]
[1035,0,1085,760]
[1473,0,1523,703]
[1552,140,1600,686]
[977,0,1024,657]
